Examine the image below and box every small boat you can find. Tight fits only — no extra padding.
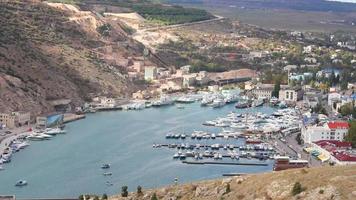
[101,164,110,169]
[15,180,27,187]
[173,153,179,159]
[103,172,112,176]
[235,101,251,109]
[211,99,225,108]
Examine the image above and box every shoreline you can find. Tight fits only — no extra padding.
[0,113,86,164]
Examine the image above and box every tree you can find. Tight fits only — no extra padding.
[121,186,128,197]
[345,121,356,148]
[93,196,99,200]
[151,193,158,200]
[137,185,143,196]
[312,103,327,115]
[272,80,281,98]
[225,183,231,194]
[101,194,108,200]
[291,182,306,196]
[339,102,356,119]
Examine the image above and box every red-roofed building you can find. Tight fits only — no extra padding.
[327,121,349,129]
[312,140,356,165]
[314,140,352,149]
[302,121,349,144]
[333,152,356,162]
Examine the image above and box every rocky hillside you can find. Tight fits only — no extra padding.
[0,0,149,115]
[110,165,356,200]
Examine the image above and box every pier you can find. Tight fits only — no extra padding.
[182,161,269,166]
[63,113,86,124]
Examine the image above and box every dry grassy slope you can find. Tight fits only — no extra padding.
[0,1,147,115]
[110,165,356,200]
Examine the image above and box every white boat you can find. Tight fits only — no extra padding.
[176,96,195,103]
[211,99,225,108]
[15,180,27,187]
[152,96,174,107]
[45,127,66,135]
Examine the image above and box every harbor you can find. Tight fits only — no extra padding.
[0,102,275,198]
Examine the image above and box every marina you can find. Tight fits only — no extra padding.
[0,102,278,198]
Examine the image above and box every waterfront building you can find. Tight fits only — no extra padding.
[92,96,116,108]
[302,121,349,144]
[182,74,196,88]
[251,84,274,99]
[0,112,31,128]
[0,113,16,129]
[12,112,31,126]
[279,88,303,102]
[144,66,158,80]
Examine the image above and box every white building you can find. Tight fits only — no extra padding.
[302,121,349,144]
[328,92,341,109]
[144,66,158,80]
[279,88,304,102]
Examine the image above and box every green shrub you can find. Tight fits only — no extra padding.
[137,185,143,195]
[319,189,324,194]
[121,186,128,197]
[291,182,306,196]
[225,183,231,194]
[151,192,158,200]
[101,193,108,200]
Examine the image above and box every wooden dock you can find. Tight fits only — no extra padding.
[182,161,269,166]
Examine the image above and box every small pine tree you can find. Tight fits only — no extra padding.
[225,183,231,194]
[151,192,158,200]
[291,182,305,196]
[101,193,108,200]
[121,186,128,197]
[137,185,143,195]
[93,195,99,200]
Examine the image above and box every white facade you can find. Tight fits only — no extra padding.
[302,123,349,144]
[279,89,303,102]
[144,66,157,80]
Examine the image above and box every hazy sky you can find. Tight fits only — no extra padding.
[326,0,356,3]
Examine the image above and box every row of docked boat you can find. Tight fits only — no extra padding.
[171,149,275,161]
[165,130,242,140]
[153,142,274,152]
[0,137,30,169]
[202,108,301,134]
[26,127,66,141]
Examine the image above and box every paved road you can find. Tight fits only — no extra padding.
[0,126,31,157]
[284,132,322,167]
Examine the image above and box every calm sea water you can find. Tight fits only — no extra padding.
[0,103,275,198]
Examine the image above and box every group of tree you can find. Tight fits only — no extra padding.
[345,120,356,148]
[131,4,214,25]
[312,103,328,115]
[338,101,356,119]
[272,80,281,98]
